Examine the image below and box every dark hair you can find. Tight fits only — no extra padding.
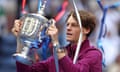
[66,10,97,37]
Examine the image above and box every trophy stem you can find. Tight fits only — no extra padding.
[16,37,23,53]
[21,40,32,57]
[13,40,33,65]
[21,46,29,57]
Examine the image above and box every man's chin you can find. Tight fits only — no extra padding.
[66,39,73,42]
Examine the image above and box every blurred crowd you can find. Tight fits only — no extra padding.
[0,0,120,72]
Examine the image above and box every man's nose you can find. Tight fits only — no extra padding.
[67,24,72,30]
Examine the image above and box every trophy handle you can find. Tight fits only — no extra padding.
[38,19,56,41]
[47,19,56,27]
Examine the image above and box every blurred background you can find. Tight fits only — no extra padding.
[0,0,120,72]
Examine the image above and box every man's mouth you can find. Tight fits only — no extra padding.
[67,33,72,35]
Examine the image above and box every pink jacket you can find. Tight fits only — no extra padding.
[16,39,102,72]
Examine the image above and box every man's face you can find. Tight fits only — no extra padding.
[66,16,80,43]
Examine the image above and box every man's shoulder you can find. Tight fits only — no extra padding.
[78,46,102,60]
[86,46,102,57]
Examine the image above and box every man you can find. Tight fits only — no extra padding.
[12,10,102,72]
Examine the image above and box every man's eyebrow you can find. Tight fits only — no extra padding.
[72,22,79,25]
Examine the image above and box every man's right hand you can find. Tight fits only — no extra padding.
[11,20,22,36]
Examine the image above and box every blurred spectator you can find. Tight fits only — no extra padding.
[107,54,120,72]
[0,6,7,37]
[85,0,120,67]
[102,10,120,66]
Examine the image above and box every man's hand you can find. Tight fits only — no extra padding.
[11,20,22,36]
[46,20,59,44]
[57,48,67,60]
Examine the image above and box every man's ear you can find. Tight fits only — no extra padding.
[82,28,90,35]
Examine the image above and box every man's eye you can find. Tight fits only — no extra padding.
[72,24,78,27]
[66,23,69,26]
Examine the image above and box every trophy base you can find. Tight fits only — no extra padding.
[13,53,33,65]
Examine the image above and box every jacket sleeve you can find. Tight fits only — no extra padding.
[16,57,53,72]
[59,50,102,72]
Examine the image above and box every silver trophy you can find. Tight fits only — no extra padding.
[13,1,54,65]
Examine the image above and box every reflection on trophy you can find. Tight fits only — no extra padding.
[12,1,54,65]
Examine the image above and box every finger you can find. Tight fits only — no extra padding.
[46,27,55,34]
[14,23,21,28]
[12,20,21,35]
[47,30,57,36]
[51,23,55,27]
[49,25,58,30]
[14,20,21,27]
[14,20,22,31]
[11,28,19,36]
[47,30,53,35]
[51,24,57,28]
[15,23,21,30]
[49,26,58,31]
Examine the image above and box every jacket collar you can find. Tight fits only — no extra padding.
[67,39,90,55]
